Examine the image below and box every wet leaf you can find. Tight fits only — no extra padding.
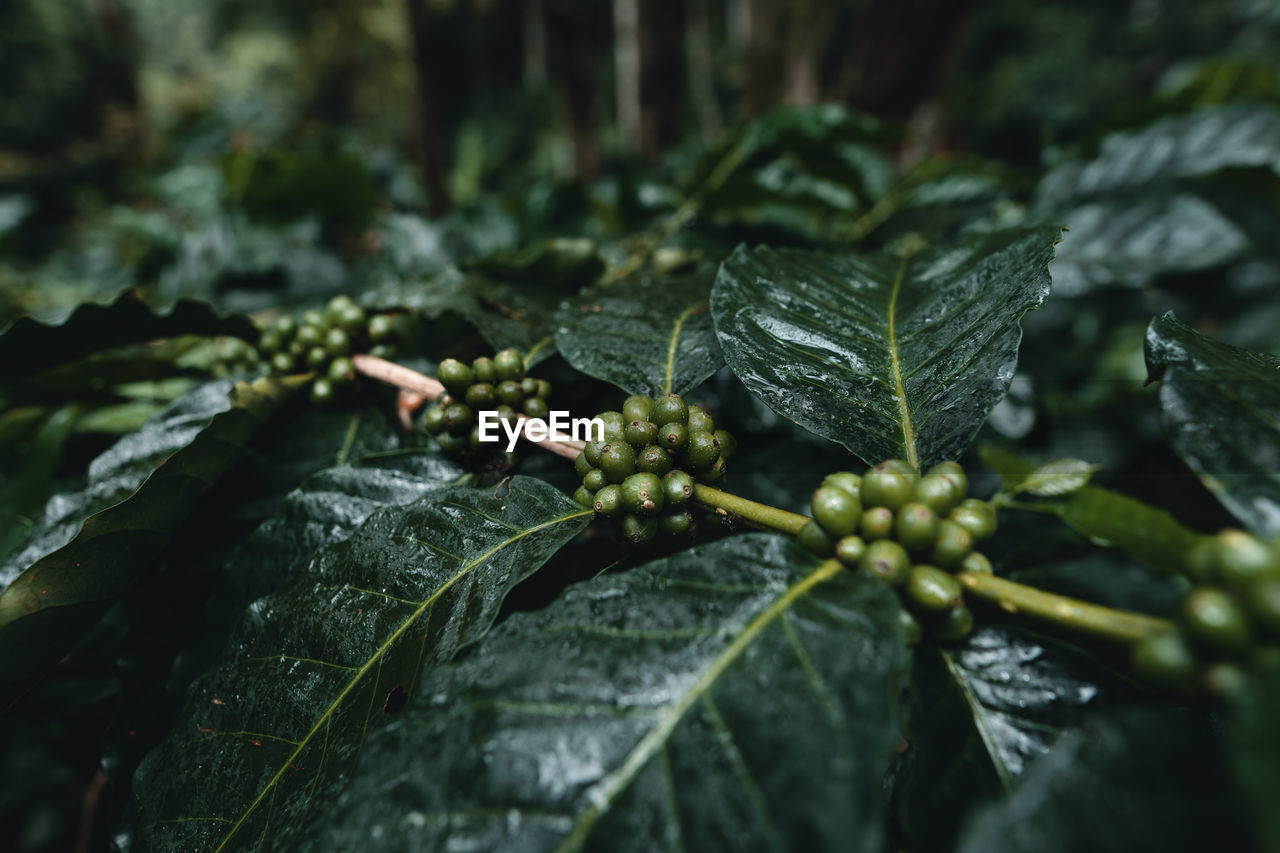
[1145,311,1280,537]
[303,535,910,852]
[958,709,1251,853]
[132,476,591,852]
[0,292,258,388]
[0,376,304,694]
[1019,458,1098,496]
[712,227,1060,468]
[554,273,722,398]
[892,627,1100,851]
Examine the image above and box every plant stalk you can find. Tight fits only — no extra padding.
[692,484,810,535]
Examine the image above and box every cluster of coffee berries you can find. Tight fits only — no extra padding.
[572,393,738,544]
[1131,528,1280,694]
[798,459,997,644]
[258,295,398,404]
[422,348,550,453]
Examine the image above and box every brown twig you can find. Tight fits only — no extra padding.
[352,354,586,458]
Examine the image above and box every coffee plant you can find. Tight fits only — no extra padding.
[3,101,1280,853]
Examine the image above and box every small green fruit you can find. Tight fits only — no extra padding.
[309,377,335,405]
[811,486,862,538]
[494,348,525,381]
[1182,587,1251,655]
[913,474,964,515]
[906,566,963,614]
[1217,529,1279,589]
[960,551,994,574]
[822,472,861,501]
[835,536,866,567]
[1247,576,1280,638]
[272,316,298,338]
[895,502,939,552]
[465,383,496,409]
[663,470,695,508]
[523,398,550,420]
[271,352,295,374]
[621,473,664,516]
[328,357,355,384]
[861,464,914,510]
[930,520,974,570]
[597,411,627,442]
[637,445,674,476]
[798,520,836,557]
[950,499,997,541]
[583,468,608,492]
[367,314,394,342]
[583,441,605,467]
[600,442,638,483]
[324,327,350,356]
[933,605,974,644]
[520,377,539,398]
[658,422,689,453]
[660,511,693,537]
[713,430,738,461]
[574,450,595,478]
[622,395,654,423]
[684,430,720,470]
[860,506,895,541]
[651,394,688,427]
[368,344,396,360]
[471,356,496,383]
[925,461,968,497]
[625,419,659,449]
[1131,630,1198,689]
[859,540,910,587]
[534,379,552,399]
[621,513,658,544]
[423,405,447,435]
[435,432,468,452]
[573,485,595,508]
[438,358,474,394]
[899,609,924,645]
[686,405,714,434]
[307,346,329,369]
[593,485,623,517]
[496,380,524,408]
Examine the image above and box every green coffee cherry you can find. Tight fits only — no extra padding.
[496,380,524,408]
[933,604,974,644]
[600,443,638,483]
[660,511,693,537]
[296,324,321,350]
[698,457,728,483]
[259,331,282,354]
[574,450,595,478]
[913,474,963,515]
[860,507,895,541]
[423,405,447,435]
[520,377,538,398]
[896,502,939,552]
[881,459,919,482]
[621,513,658,544]
[949,499,997,542]
[1186,537,1220,583]
[271,352,295,374]
[273,315,298,338]
[960,551,994,574]
[442,403,474,432]
[811,487,861,538]
[598,412,627,442]
[583,441,605,467]
[471,356,496,383]
[438,359,474,394]
[494,348,525,381]
[835,535,866,567]
[651,394,688,427]
[523,398,550,420]
[309,377,335,405]
[1204,662,1250,697]
[301,310,327,332]
[685,431,720,470]
[336,305,366,334]
[906,566,963,614]
[621,473,664,516]
[626,419,659,449]
[663,470,694,508]
[495,405,516,423]
[1217,529,1278,589]
[637,445,674,476]
[307,346,329,369]
[899,608,924,645]
[713,430,738,461]
[1182,587,1251,655]
[822,472,861,501]
[925,461,968,498]
[436,432,468,452]
[328,357,355,384]
[593,485,623,517]
[686,405,714,434]
[369,344,396,360]
[573,485,595,508]
[368,314,394,342]
[1131,630,1198,689]
[860,540,910,587]
[1247,576,1280,638]
[930,520,974,570]
[861,463,914,510]
[583,468,608,492]
[464,384,495,410]
[623,395,654,423]
[324,327,350,356]
[468,426,483,451]
[327,294,356,319]
[659,422,689,453]
[534,379,552,399]
[798,520,836,557]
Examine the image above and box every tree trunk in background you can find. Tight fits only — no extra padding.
[547,0,600,179]
[839,0,971,118]
[685,0,724,140]
[405,0,450,215]
[784,0,836,105]
[743,0,787,117]
[614,0,642,154]
[523,0,548,91]
[636,0,686,160]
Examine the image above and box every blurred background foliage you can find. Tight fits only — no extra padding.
[2,1,1280,850]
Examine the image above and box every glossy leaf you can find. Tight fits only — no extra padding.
[0,293,258,388]
[712,228,1060,468]
[303,535,910,852]
[554,273,722,398]
[132,476,591,852]
[958,709,1251,853]
[892,627,1099,851]
[1019,458,1098,496]
[981,447,1205,574]
[1145,311,1280,537]
[0,376,304,692]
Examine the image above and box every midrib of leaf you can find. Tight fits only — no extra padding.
[663,303,705,395]
[213,506,593,851]
[941,650,1013,788]
[886,255,918,470]
[553,558,844,853]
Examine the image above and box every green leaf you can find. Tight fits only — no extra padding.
[302,535,910,852]
[0,376,304,692]
[981,447,1205,574]
[0,293,258,388]
[712,227,1060,469]
[0,406,76,563]
[554,273,722,398]
[462,238,604,290]
[132,476,591,852]
[892,627,1099,851]
[1145,311,1280,537]
[997,457,1098,497]
[958,709,1252,853]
